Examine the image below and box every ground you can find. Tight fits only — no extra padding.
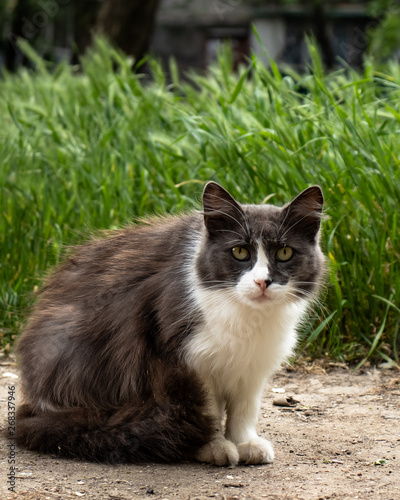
[1,355,399,500]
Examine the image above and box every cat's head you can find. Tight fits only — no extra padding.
[196,182,326,310]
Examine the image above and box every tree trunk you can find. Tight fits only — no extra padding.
[3,0,36,71]
[95,0,161,62]
[304,0,335,69]
[72,1,100,63]
[310,2,335,69]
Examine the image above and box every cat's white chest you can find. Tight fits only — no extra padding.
[183,286,306,397]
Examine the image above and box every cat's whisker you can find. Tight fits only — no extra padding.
[203,191,252,236]
[279,209,322,241]
[282,288,320,305]
[201,280,238,287]
[203,207,248,236]
[214,229,248,241]
[277,203,292,240]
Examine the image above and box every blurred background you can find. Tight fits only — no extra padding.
[1,0,400,73]
[1,1,400,364]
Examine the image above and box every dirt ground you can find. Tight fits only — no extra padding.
[1,355,399,500]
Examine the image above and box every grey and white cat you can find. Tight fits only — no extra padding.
[16,182,325,466]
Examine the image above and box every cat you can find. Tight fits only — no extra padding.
[15,181,325,466]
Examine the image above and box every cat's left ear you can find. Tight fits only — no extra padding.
[202,182,246,237]
[283,186,324,243]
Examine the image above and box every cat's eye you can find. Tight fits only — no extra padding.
[276,247,293,262]
[231,246,250,261]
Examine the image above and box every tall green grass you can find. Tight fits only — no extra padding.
[1,39,399,364]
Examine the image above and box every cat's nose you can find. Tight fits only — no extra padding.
[254,279,273,291]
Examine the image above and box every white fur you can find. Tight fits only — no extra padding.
[183,241,308,466]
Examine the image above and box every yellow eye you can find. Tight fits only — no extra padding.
[231,246,250,261]
[276,247,293,262]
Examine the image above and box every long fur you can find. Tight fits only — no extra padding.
[15,215,215,463]
[16,364,213,463]
[14,182,325,465]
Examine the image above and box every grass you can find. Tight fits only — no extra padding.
[1,38,399,365]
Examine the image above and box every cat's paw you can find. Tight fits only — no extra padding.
[196,437,239,467]
[237,437,274,465]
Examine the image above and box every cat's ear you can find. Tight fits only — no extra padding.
[202,182,246,236]
[282,186,324,243]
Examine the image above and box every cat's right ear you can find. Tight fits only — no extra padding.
[202,182,246,236]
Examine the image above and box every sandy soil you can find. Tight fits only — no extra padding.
[1,355,399,500]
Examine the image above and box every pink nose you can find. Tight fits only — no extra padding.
[254,279,272,291]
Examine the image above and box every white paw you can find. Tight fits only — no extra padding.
[237,437,274,465]
[196,437,239,466]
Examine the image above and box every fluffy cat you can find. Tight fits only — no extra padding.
[15,181,325,466]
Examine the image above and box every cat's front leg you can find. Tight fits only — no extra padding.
[196,433,239,467]
[195,382,239,466]
[236,437,274,465]
[225,389,274,465]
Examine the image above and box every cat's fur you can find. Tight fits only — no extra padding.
[15,182,325,466]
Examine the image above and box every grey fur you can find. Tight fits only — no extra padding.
[14,182,325,463]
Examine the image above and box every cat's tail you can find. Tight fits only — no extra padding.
[15,383,214,464]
